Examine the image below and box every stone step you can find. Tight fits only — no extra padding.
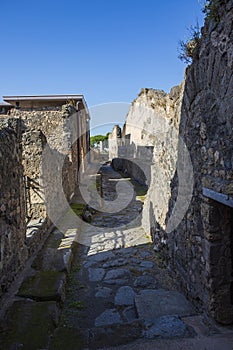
[17,270,66,302]
[135,290,196,323]
[32,228,79,273]
[0,300,59,350]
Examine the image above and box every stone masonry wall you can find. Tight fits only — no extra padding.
[109,83,184,200]
[0,102,90,297]
[9,105,78,222]
[0,119,28,296]
[137,85,184,234]
[167,1,233,324]
[137,1,233,324]
[109,0,233,324]
[108,125,122,160]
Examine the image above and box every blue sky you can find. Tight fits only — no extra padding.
[0,0,204,132]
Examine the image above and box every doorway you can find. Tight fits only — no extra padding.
[207,199,233,324]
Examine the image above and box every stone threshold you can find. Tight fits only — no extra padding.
[0,218,80,349]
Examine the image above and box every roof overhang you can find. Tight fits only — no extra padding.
[3,95,90,116]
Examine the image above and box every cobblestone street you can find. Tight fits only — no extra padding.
[49,165,233,349]
[1,164,233,350]
[1,1,233,349]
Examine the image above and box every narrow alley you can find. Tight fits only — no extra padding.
[1,164,233,350]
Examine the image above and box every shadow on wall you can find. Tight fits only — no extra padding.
[40,131,75,229]
[111,151,153,188]
[0,119,28,295]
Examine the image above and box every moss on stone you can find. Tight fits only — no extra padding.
[1,300,58,350]
[70,203,85,217]
[17,270,66,301]
[136,195,146,203]
[69,301,86,310]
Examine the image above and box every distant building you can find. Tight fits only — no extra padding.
[0,102,13,114]
[2,94,90,221]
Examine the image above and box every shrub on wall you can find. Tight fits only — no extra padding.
[178,22,201,64]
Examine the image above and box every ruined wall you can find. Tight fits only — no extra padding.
[140,1,233,324]
[22,129,46,220]
[131,85,184,227]
[0,101,90,296]
[109,1,233,324]
[41,141,74,227]
[9,105,79,222]
[0,119,28,296]
[10,106,74,153]
[108,125,122,160]
[167,1,233,323]
[110,84,183,189]
[133,86,180,230]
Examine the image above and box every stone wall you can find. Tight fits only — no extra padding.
[137,85,184,233]
[108,125,122,160]
[9,106,75,221]
[0,99,90,297]
[7,104,90,224]
[167,0,233,324]
[109,84,184,189]
[138,1,233,324]
[0,119,28,296]
[108,1,233,324]
[41,138,74,227]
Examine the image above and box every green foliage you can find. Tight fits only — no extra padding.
[70,203,85,217]
[178,0,227,64]
[203,0,226,22]
[72,263,82,272]
[90,132,110,147]
[178,22,201,64]
[69,301,86,310]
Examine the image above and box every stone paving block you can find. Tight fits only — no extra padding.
[103,258,127,268]
[131,258,142,264]
[95,309,123,327]
[140,251,153,258]
[17,270,66,302]
[122,307,138,322]
[83,260,96,268]
[115,247,138,256]
[181,315,217,336]
[134,274,157,288]
[88,268,106,282]
[89,320,143,348]
[114,286,136,306]
[95,287,113,298]
[104,278,128,286]
[104,268,130,281]
[129,266,148,274]
[0,300,58,350]
[87,251,115,263]
[140,261,154,269]
[143,316,191,338]
[135,290,196,322]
